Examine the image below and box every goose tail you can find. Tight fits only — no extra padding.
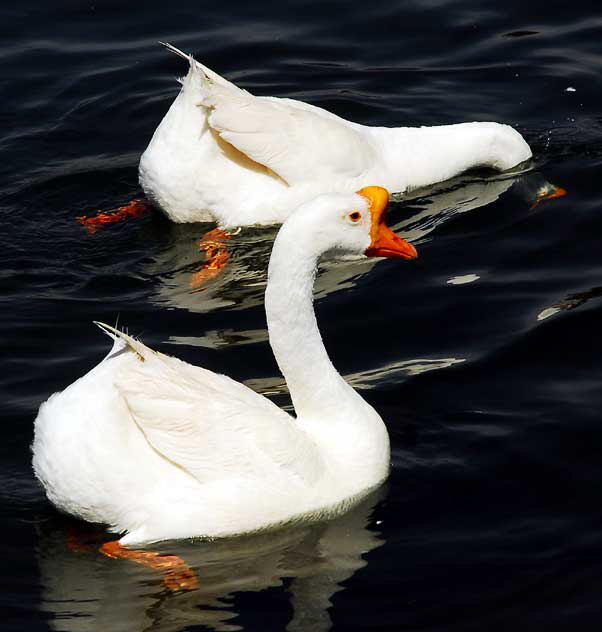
[94,321,153,362]
[159,41,191,63]
[159,41,237,90]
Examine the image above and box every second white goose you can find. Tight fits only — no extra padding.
[139,43,532,227]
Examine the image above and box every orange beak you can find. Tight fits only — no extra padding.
[357,186,418,260]
[530,183,567,209]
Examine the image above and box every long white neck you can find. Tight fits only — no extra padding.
[264,206,390,489]
[371,121,532,192]
[265,222,364,421]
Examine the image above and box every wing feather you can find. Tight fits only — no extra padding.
[95,324,324,486]
[202,83,376,185]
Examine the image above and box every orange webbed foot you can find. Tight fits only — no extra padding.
[100,540,199,592]
[77,198,151,234]
[190,228,233,290]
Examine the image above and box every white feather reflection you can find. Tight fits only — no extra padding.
[145,170,550,317]
[244,357,465,398]
[537,285,602,321]
[37,489,385,632]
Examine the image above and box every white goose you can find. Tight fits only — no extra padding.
[139,43,532,227]
[33,187,416,552]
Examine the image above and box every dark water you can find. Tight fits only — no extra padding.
[2,1,602,630]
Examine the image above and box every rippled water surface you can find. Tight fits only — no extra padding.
[2,1,602,630]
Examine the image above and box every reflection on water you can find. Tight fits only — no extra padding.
[537,285,602,321]
[38,490,385,632]
[245,356,465,398]
[447,274,480,285]
[146,170,550,320]
[137,170,558,400]
[168,328,268,349]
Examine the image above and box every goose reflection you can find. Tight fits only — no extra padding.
[143,170,554,319]
[37,488,385,632]
[537,286,602,321]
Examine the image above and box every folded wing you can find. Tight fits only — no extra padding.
[201,79,376,185]
[98,324,324,487]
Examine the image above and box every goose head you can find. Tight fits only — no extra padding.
[278,186,418,262]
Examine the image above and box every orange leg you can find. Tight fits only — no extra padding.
[189,228,232,290]
[100,540,199,592]
[77,198,151,234]
[530,184,567,209]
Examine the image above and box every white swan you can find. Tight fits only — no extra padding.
[138,43,532,227]
[32,186,417,547]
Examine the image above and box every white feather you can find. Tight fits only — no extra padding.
[138,43,532,227]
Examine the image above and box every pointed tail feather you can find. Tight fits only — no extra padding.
[159,41,237,90]
[94,321,153,362]
[159,41,191,62]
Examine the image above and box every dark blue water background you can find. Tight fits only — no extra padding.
[2,1,602,630]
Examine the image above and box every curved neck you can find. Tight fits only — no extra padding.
[373,122,531,191]
[265,224,360,420]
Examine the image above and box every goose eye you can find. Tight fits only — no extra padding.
[347,211,362,224]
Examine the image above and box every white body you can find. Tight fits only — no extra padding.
[139,44,532,227]
[33,192,391,545]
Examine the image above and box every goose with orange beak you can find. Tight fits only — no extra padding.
[33,186,414,588]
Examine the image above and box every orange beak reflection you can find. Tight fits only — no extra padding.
[357,186,418,260]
